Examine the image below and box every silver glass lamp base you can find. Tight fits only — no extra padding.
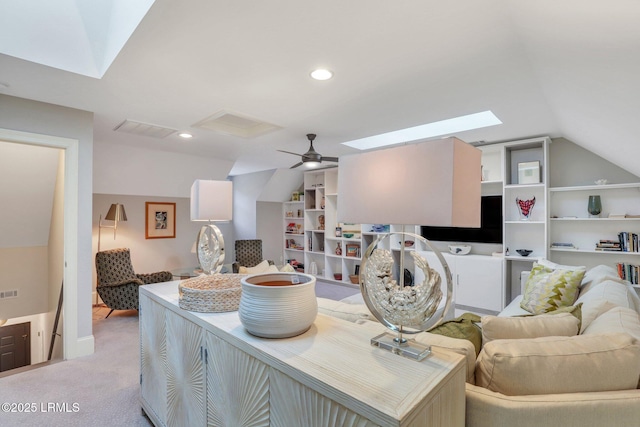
[360,231,453,363]
[370,332,432,361]
[197,224,225,274]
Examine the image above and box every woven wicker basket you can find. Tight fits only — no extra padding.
[178,274,246,313]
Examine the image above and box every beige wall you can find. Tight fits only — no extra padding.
[0,246,48,319]
[92,194,235,298]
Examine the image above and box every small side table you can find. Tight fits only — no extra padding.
[170,267,201,280]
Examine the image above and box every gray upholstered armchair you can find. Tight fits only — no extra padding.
[232,239,274,273]
[95,248,172,318]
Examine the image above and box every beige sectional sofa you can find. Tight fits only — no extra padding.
[317,262,640,426]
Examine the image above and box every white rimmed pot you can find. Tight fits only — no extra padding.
[239,272,318,338]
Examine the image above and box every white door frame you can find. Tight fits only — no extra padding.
[0,127,88,360]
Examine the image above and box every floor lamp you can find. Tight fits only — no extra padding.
[338,137,481,360]
[96,203,127,305]
[97,203,127,252]
[190,180,233,274]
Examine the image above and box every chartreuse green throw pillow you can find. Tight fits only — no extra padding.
[429,313,482,356]
[520,263,585,314]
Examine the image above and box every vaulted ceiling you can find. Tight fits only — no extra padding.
[1,1,639,176]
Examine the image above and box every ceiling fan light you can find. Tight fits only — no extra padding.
[310,69,333,81]
[304,161,320,168]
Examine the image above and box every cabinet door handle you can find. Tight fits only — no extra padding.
[456,274,460,286]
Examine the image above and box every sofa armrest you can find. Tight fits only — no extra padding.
[466,384,640,427]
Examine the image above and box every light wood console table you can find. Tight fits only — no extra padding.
[139,281,465,427]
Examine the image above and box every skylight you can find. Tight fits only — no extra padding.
[0,0,155,78]
[341,110,502,150]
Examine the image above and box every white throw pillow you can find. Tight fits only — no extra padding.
[279,263,295,272]
[238,260,271,274]
[481,313,579,344]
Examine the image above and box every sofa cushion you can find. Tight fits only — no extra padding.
[475,333,640,395]
[580,264,627,296]
[583,306,640,341]
[482,312,579,344]
[575,280,640,332]
[498,295,530,317]
[520,263,585,314]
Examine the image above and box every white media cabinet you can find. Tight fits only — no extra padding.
[139,280,466,427]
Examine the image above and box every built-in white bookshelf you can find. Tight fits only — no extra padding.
[548,182,640,287]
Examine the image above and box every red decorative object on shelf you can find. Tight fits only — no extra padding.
[516,196,536,220]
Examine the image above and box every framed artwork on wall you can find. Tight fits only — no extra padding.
[145,202,176,239]
[517,161,541,184]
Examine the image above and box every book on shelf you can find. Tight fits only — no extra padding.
[617,232,639,252]
[595,239,622,251]
[551,242,577,249]
[617,263,639,285]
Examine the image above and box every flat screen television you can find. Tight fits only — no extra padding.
[420,195,503,244]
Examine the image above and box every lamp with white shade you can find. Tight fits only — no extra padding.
[97,203,127,252]
[337,136,481,360]
[190,180,233,274]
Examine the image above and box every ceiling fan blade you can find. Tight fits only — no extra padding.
[278,149,303,156]
[322,156,339,163]
[290,162,303,169]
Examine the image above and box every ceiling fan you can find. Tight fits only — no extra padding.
[278,133,339,169]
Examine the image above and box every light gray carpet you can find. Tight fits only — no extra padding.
[0,281,359,426]
[0,308,151,427]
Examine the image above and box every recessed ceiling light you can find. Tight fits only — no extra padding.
[310,69,333,81]
[341,110,502,150]
[178,132,193,139]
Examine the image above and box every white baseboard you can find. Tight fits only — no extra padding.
[66,334,95,359]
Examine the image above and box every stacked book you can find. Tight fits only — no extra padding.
[595,239,622,251]
[551,242,577,250]
[617,263,639,285]
[617,232,639,252]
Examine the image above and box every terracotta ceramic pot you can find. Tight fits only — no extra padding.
[239,273,317,338]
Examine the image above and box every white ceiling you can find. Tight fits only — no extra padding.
[0,0,639,176]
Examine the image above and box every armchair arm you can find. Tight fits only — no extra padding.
[136,271,173,284]
[98,278,144,288]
